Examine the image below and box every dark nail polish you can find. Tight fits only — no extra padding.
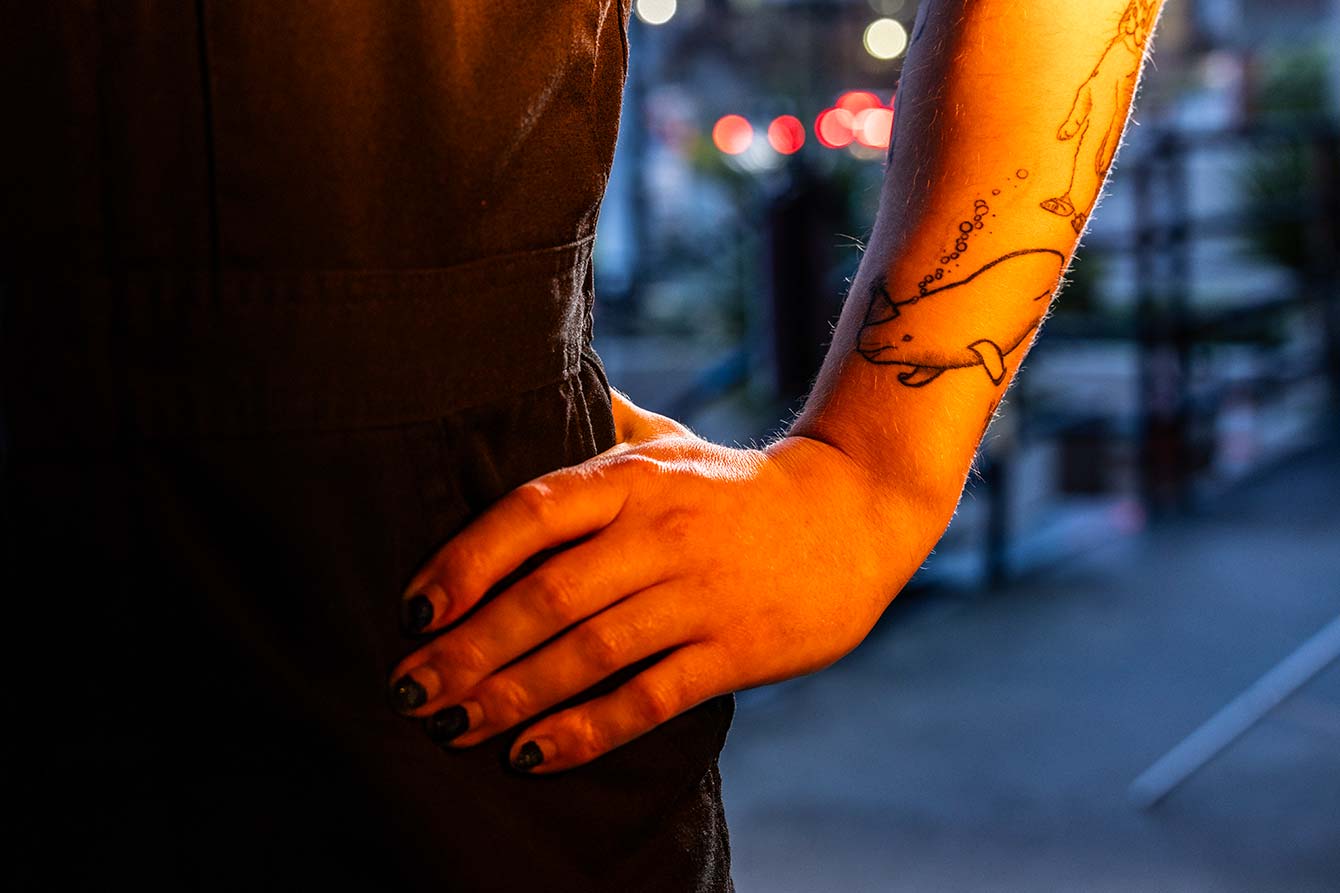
[512,740,544,771]
[426,705,469,743]
[403,593,434,634]
[389,675,427,713]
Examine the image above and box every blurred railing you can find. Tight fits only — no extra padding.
[972,122,1340,586]
[600,121,1340,591]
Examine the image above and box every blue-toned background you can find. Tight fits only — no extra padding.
[596,1,1340,888]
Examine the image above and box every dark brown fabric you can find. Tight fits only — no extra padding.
[3,2,734,889]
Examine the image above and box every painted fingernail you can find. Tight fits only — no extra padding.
[426,705,469,743]
[512,740,544,772]
[402,593,434,634]
[389,674,427,714]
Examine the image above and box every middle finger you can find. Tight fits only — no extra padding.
[430,581,700,748]
[388,527,664,715]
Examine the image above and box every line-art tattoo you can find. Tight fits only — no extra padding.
[916,196,994,296]
[856,248,1066,387]
[1039,0,1157,234]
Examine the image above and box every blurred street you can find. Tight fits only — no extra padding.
[719,442,1340,892]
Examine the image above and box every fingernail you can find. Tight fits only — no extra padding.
[512,740,545,772]
[389,674,427,714]
[402,593,434,634]
[425,705,470,743]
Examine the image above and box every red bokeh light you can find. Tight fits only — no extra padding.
[836,90,883,115]
[854,107,895,149]
[815,108,855,149]
[712,114,754,155]
[767,115,806,155]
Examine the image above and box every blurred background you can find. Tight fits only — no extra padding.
[593,1,1340,889]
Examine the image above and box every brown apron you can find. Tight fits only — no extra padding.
[1,3,734,889]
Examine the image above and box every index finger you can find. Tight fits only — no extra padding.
[401,466,629,633]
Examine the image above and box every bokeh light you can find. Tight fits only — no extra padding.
[712,114,754,155]
[836,90,883,115]
[863,18,909,60]
[635,0,677,26]
[815,108,856,149]
[854,106,894,149]
[767,115,806,155]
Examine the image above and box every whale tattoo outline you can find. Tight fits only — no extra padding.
[856,248,1066,387]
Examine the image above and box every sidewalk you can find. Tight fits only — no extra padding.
[720,443,1340,892]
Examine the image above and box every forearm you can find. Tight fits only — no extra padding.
[788,0,1163,520]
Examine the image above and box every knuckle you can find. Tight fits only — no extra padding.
[565,713,608,762]
[628,678,677,728]
[577,623,628,673]
[480,676,530,724]
[448,637,492,677]
[439,544,488,592]
[516,481,558,525]
[529,568,581,622]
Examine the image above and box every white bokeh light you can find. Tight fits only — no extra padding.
[863,18,909,61]
[635,0,677,26]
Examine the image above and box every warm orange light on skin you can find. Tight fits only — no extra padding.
[712,114,753,155]
[385,0,1167,777]
[792,0,1165,509]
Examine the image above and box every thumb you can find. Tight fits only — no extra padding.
[609,387,693,444]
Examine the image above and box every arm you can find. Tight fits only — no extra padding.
[788,0,1162,553]
[386,0,1165,773]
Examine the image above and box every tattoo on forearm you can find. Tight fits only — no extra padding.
[857,247,1064,387]
[856,2,1156,386]
[1039,0,1157,234]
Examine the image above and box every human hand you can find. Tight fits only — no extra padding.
[387,390,941,773]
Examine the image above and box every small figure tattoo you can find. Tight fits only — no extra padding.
[856,248,1066,387]
[1039,0,1158,234]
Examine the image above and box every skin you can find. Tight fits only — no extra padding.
[389,0,1165,773]
[1039,0,1161,232]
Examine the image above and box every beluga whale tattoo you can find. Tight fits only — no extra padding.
[856,248,1066,387]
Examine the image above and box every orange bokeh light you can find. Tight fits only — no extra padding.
[815,108,855,149]
[712,114,754,155]
[767,115,806,155]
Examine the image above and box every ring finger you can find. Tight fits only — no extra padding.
[389,528,667,716]
[424,581,702,747]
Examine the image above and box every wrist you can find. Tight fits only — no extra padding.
[784,393,973,527]
[763,428,963,606]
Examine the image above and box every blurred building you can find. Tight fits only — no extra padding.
[595,0,1340,584]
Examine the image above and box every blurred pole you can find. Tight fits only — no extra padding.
[1167,135,1195,511]
[982,453,1010,588]
[983,379,1027,588]
[1134,150,1162,516]
[624,16,654,316]
[1130,613,1340,809]
[1309,131,1340,424]
[1136,134,1193,517]
[766,160,845,402]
